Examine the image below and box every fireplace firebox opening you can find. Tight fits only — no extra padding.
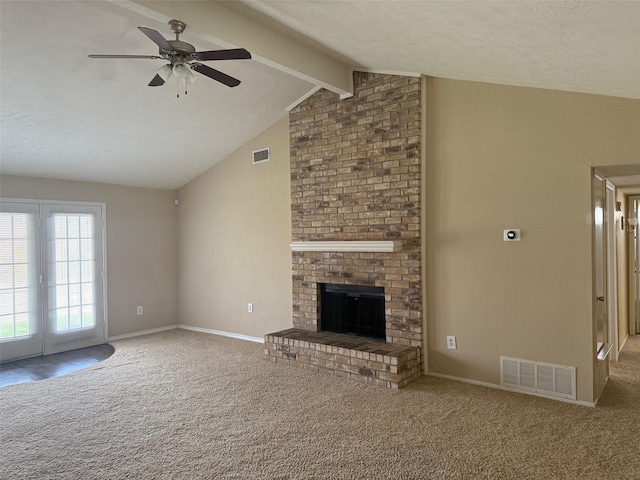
[319,283,386,340]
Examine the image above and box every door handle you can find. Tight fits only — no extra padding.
[596,296,605,302]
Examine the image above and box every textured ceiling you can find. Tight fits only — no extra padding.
[0,0,313,189]
[238,0,640,99]
[1,0,638,189]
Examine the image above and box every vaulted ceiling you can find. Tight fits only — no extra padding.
[1,0,638,189]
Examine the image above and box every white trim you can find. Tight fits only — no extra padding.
[421,74,428,375]
[178,324,264,344]
[106,324,266,344]
[605,180,619,361]
[286,68,421,107]
[339,69,355,100]
[356,68,422,78]
[290,240,401,253]
[101,204,109,346]
[426,372,595,407]
[108,325,178,341]
[1,198,106,208]
[286,86,322,112]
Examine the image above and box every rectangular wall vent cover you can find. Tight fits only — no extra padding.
[500,356,576,400]
[252,148,270,164]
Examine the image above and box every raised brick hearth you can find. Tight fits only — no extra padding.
[264,329,421,389]
[265,72,423,388]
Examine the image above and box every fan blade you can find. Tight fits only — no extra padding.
[194,48,251,61]
[88,54,162,59]
[191,64,240,87]
[148,74,165,87]
[138,27,174,52]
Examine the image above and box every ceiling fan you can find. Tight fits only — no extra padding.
[88,19,251,95]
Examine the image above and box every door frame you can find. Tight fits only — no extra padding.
[628,195,640,337]
[605,181,619,360]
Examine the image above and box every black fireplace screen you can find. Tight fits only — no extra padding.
[319,283,385,340]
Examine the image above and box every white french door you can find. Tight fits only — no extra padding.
[0,201,106,362]
[42,204,105,355]
[0,203,42,361]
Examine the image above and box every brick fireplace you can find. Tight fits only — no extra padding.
[264,72,423,388]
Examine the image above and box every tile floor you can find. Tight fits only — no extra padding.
[0,344,114,387]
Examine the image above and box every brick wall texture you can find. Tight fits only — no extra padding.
[289,72,422,347]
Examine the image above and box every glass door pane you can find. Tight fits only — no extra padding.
[51,213,95,332]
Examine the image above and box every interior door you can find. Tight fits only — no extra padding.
[0,203,42,362]
[42,204,106,355]
[593,173,609,357]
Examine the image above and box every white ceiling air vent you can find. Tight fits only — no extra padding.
[252,147,270,164]
[500,356,576,401]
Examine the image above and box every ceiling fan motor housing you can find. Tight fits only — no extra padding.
[169,19,186,36]
[167,40,196,56]
[164,20,194,57]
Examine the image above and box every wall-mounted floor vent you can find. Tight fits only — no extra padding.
[252,147,270,164]
[500,356,576,400]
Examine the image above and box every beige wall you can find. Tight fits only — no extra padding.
[178,78,639,402]
[177,117,292,338]
[4,76,638,404]
[425,77,640,403]
[0,175,179,337]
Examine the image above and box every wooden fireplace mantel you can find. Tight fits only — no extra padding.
[289,240,401,253]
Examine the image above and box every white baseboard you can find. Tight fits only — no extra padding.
[108,324,178,341]
[178,324,264,344]
[426,371,595,408]
[108,324,264,344]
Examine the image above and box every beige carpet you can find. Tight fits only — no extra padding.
[1,329,639,480]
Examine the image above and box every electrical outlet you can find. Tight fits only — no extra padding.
[446,335,457,350]
[247,303,253,314]
[137,306,143,316]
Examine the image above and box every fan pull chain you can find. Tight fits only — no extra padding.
[175,78,189,98]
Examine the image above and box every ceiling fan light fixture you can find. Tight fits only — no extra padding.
[157,64,173,81]
[185,67,196,85]
[172,63,189,78]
